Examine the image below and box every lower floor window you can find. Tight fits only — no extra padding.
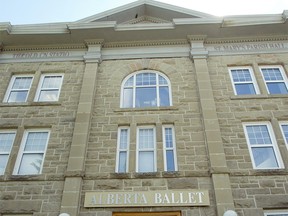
[13,129,50,175]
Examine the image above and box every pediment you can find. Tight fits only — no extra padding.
[76,0,215,24]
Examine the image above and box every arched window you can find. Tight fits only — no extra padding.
[121,70,172,108]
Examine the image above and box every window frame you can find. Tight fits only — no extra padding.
[243,122,284,170]
[0,130,16,175]
[279,121,288,150]
[136,126,157,173]
[228,66,260,95]
[162,125,178,172]
[120,70,172,108]
[34,73,64,102]
[3,75,34,103]
[259,65,288,94]
[115,127,130,173]
[13,129,50,175]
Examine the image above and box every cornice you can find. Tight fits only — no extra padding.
[2,44,86,52]
[205,35,288,44]
[84,39,104,47]
[103,39,188,48]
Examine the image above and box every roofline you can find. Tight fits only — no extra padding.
[75,0,215,23]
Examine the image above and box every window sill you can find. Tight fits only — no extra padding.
[230,94,288,100]
[0,101,61,107]
[115,106,178,112]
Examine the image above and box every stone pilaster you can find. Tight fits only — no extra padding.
[189,38,236,216]
[59,40,102,216]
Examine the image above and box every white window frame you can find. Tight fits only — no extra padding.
[115,127,130,173]
[13,129,50,175]
[3,75,34,103]
[162,125,178,171]
[259,65,288,94]
[120,70,172,108]
[34,73,64,102]
[0,130,16,175]
[243,122,284,170]
[279,121,288,150]
[264,210,288,216]
[136,126,157,172]
[228,67,260,95]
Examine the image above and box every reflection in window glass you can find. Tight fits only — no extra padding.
[14,130,49,175]
[243,123,283,169]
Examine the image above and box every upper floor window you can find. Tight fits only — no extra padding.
[35,74,63,102]
[229,67,259,95]
[260,66,288,94]
[13,129,50,175]
[4,75,33,103]
[0,131,16,175]
[243,122,284,170]
[121,71,172,108]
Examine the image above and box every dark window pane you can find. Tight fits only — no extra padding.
[136,87,157,107]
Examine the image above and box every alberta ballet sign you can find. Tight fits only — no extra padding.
[84,190,209,207]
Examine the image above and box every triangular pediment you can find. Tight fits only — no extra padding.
[76,0,215,24]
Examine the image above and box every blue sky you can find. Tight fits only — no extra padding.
[1,0,288,25]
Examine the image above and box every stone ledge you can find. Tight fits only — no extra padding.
[230,94,288,100]
[0,101,61,107]
[114,106,179,112]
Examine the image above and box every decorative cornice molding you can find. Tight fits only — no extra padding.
[84,39,104,47]
[187,35,207,42]
[103,39,188,48]
[2,44,86,52]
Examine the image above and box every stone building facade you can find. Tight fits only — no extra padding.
[0,1,288,216]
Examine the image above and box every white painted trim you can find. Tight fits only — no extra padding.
[228,66,260,95]
[0,130,16,175]
[34,73,64,102]
[162,125,178,172]
[3,75,34,103]
[242,122,284,170]
[279,122,288,150]
[115,127,130,173]
[136,126,157,173]
[259,65,288,94]
[13,129,50,175]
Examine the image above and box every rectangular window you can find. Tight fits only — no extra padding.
[136,126,156,172]
[229,67,259,95]
[0,131,16,175]
[280,122,288,149]
[13,130,50,175]
[4,75,33,102]
[116,127,130,173]
[163,125,177,171]
[35,74,63,102]
[260,66,288,94]
[243,122,284,169]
